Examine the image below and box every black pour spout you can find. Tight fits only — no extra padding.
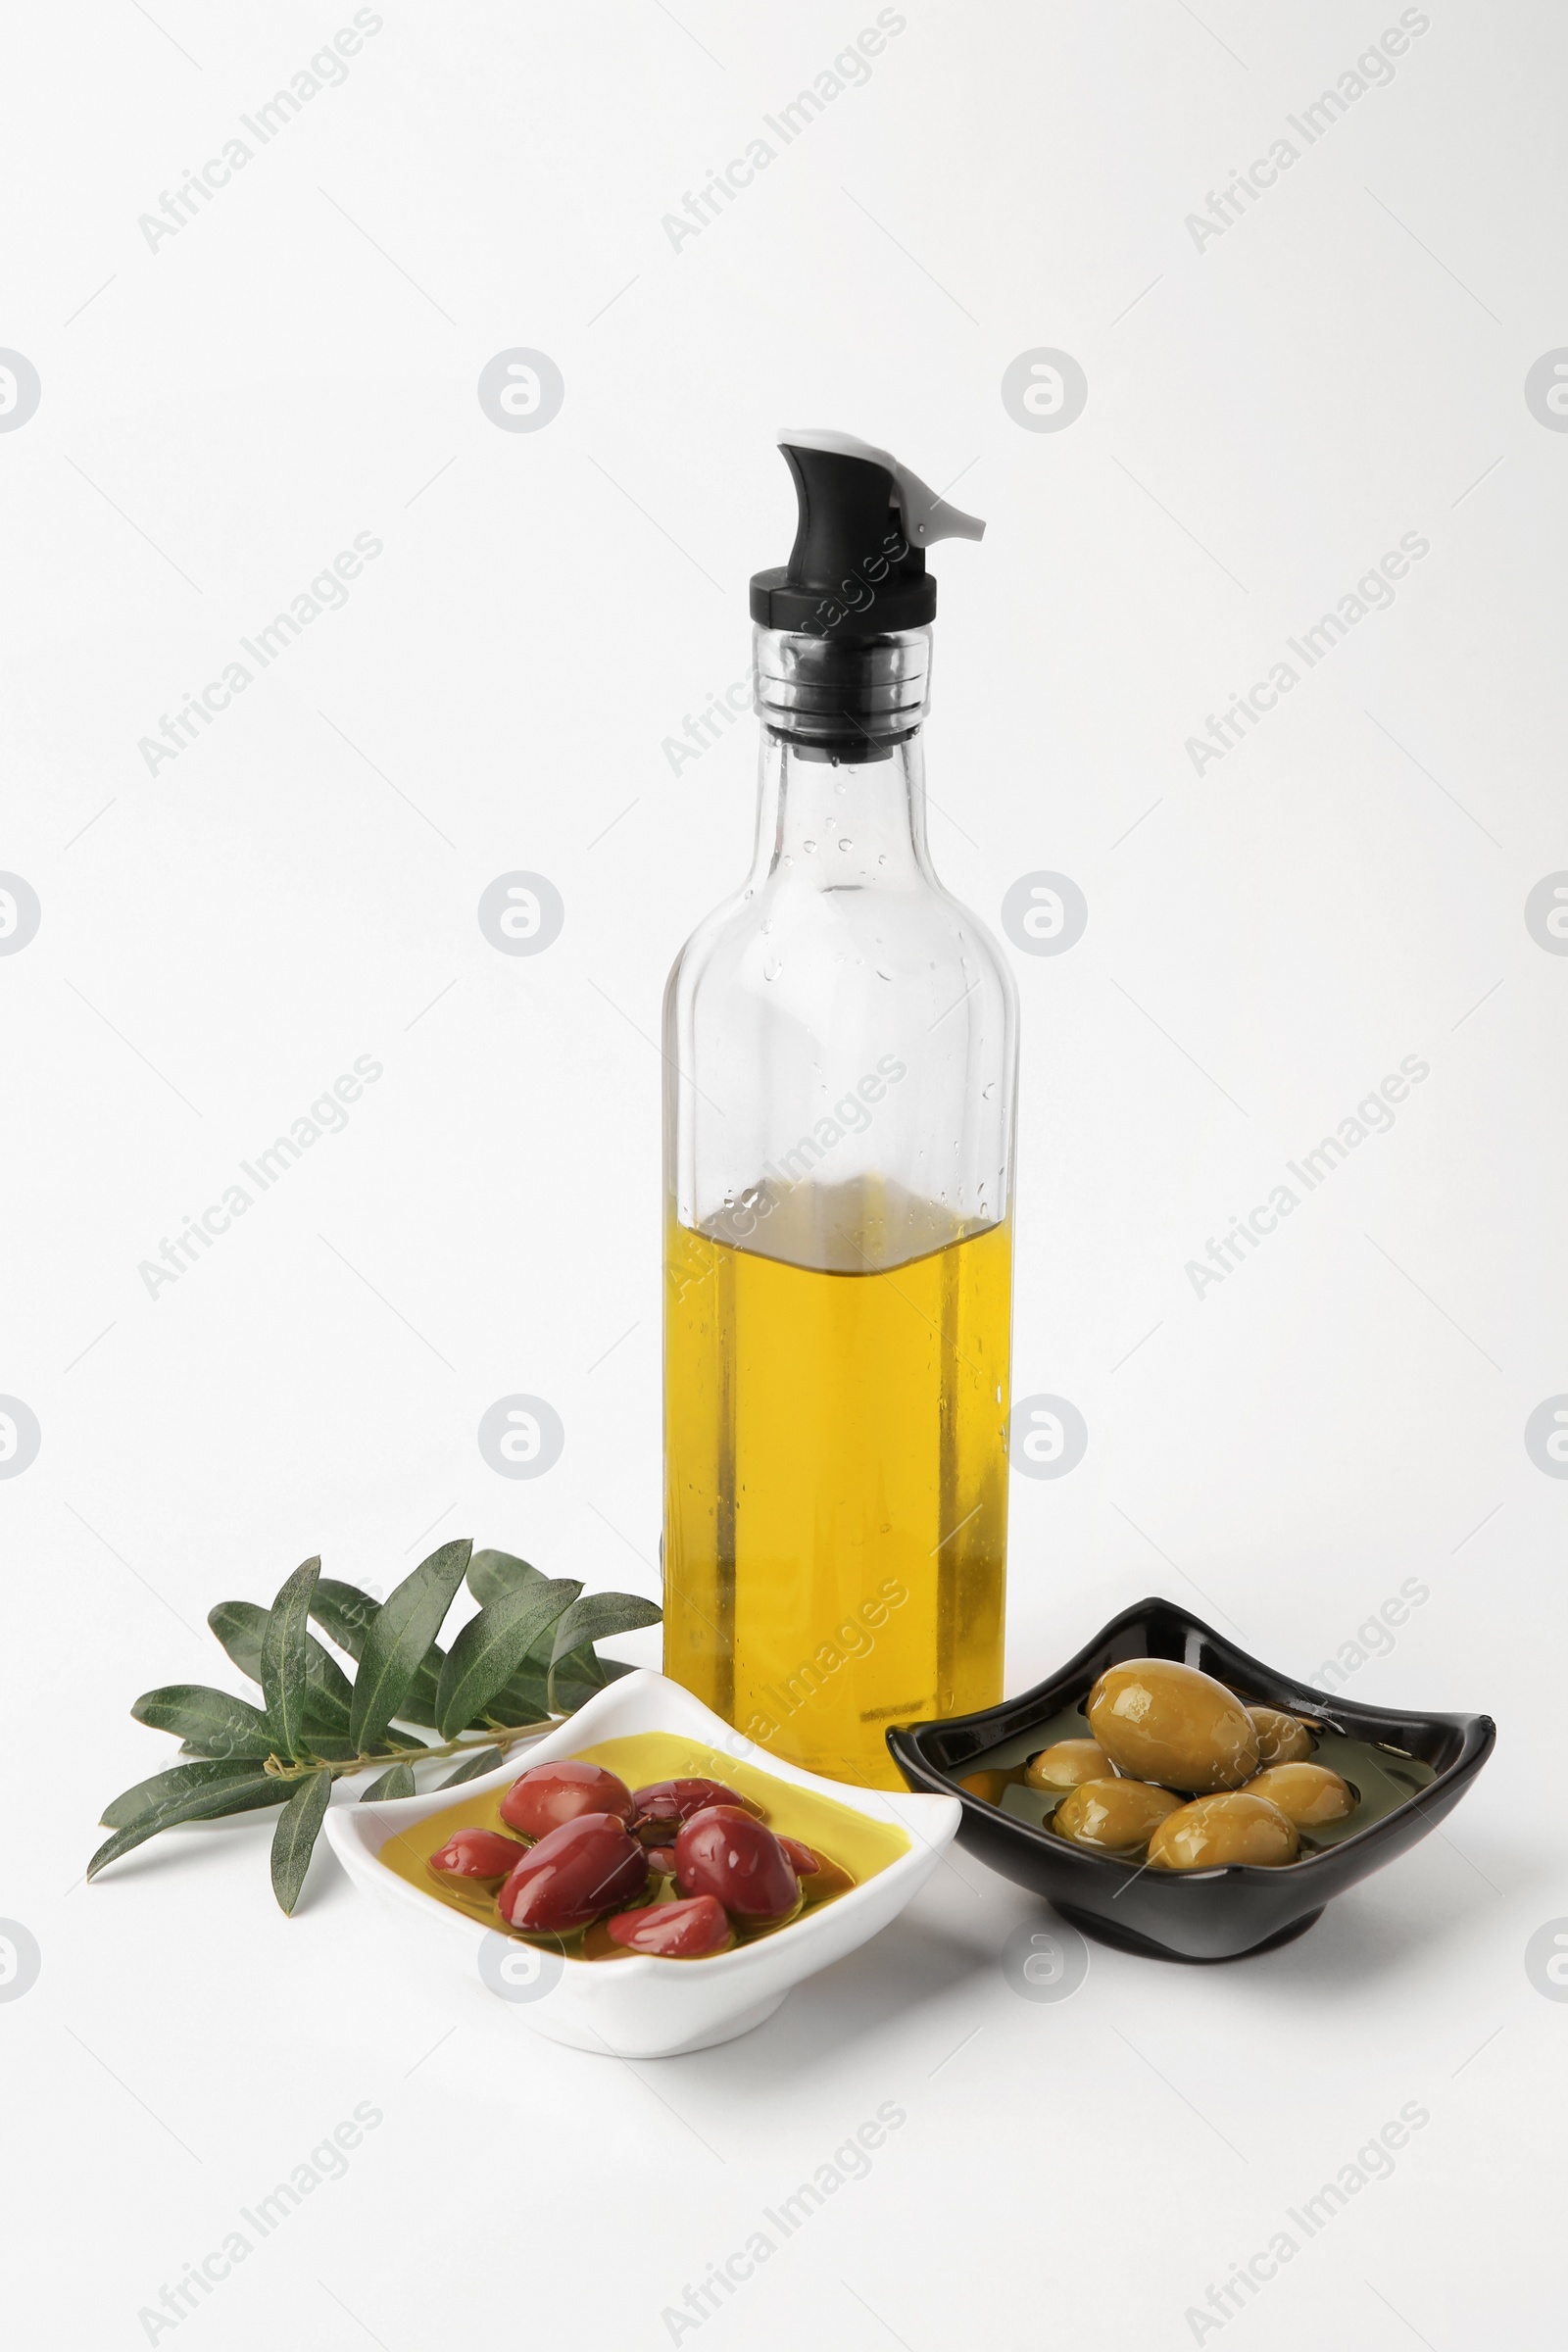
[749,429,984,640]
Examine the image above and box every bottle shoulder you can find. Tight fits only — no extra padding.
[668,867,1016,1009]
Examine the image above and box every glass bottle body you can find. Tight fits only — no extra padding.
[662,630,1017,1788]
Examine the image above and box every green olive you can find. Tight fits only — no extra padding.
[1025,1739,1115,1790]
[1147,1792,1299,1871]
[1052,1779,1183,1854]
[1247,1762,1353,1827]
[1248,1706,1313,1767]
[1087,1658,1260,1792]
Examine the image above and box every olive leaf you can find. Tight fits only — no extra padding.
[130,1685,278,1760]
[546,1591,660,1714]
[466,1548,545,1608]
[434,1577,579,1739]
[307,1578,380,1664]
[88,1765,288,1878]
[479,1656,552,1729]
[349,1540,473,1751]
[481,1581,653,1725]
[550,1591,662,1659]
[99,1756,288,1832]
[360,1761,416,1802]
[261,1557,320,1762]
[210,1599,353,1730]
[439,1744,504,1788]
[312,1578,446,1730]
[206,1598,271,1683]
[270,1771,333,1914]
[551,1650,636,1715]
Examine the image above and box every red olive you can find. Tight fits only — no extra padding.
[498,1813,650,1935]
[426,1828,526,1884]
[500,1760,634,1840]
[631,1778,754,1841]
[674,1805,800,1923]
[606,1894,733,1957]
[778,1836,819,1877]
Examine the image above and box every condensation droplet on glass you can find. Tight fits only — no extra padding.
[838,838,853,852]
[983,1081,996,1099]
[804,839,816,855]
[763,956,781,981]
[876,965,893,982]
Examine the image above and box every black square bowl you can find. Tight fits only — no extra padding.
[886,1595,1495,1962]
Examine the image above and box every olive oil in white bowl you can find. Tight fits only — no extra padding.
[324,1668,959,2056]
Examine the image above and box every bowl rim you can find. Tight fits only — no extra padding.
[886,1594,1495,1886]
[325,1667,961,1977]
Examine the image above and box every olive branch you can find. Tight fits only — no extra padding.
[89,1541,661,1914]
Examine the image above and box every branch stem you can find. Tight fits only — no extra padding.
[263,1716,561,1783]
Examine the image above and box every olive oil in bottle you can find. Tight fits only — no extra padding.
[664,1182,1010,1787]
[662,432,1017,1789]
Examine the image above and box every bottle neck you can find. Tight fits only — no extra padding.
[750,730,934,889]
[748,621,936,890]
[751,622,931,760]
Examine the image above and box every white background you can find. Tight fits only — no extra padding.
[3,1,1564,2345]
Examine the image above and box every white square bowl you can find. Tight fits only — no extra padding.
[323,1669,960,2057]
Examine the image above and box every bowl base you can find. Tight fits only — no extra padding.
[1054,1901,1324,1966]
[523,1987,791,2058]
